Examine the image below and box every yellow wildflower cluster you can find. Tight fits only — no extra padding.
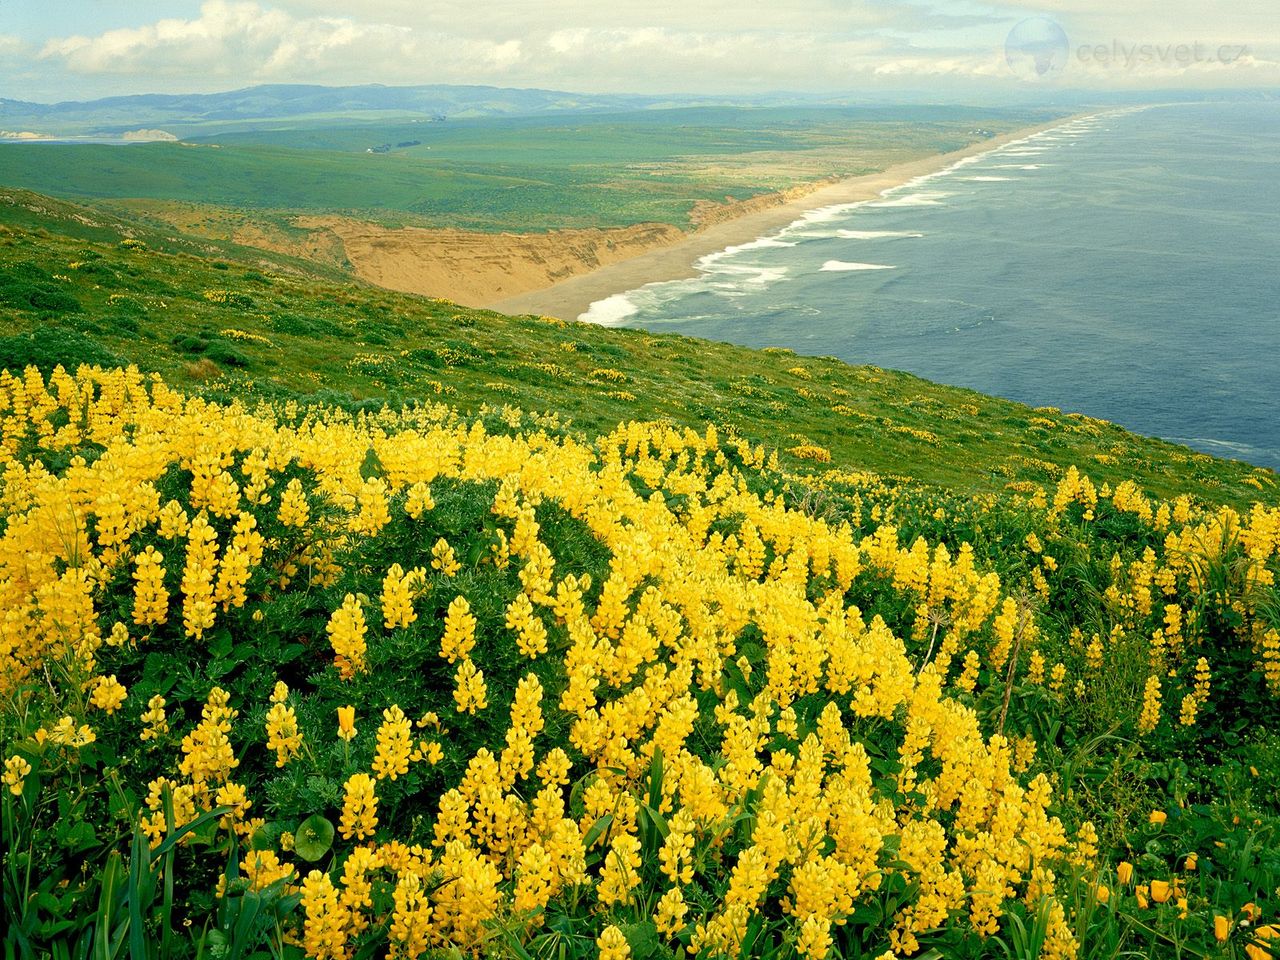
[787,444,833,463]
[219,328,273,346]
[2,366,1277,959]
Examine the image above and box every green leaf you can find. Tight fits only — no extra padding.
[359,448,385,480]
[62,821,97,852]
[581,814,613,854]
[293,815,334,862]
[209,629,234,660]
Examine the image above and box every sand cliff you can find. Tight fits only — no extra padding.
[291,218,683,307]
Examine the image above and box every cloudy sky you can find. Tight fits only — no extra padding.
[1,0,1276,102]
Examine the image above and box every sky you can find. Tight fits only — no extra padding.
[0,0,1276,103]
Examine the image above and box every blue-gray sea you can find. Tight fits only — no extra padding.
[583,102,1280,470]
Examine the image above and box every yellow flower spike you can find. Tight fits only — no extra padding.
[380,563,418,630]
[3,755,32,796]
[597,924,631,960]
[139,695,168,742]
[338,773,378,841]
[372,706,414,780]
[90,675,128,715]
[654,887,689,937]
[452,658,488,714]
[440,596,477,664]
[430,537,461,577]
[264,698,302,768]
[326,594,368,680]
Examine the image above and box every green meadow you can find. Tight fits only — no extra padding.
[0,106,1057,232]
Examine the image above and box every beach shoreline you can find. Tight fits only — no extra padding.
[486,112,1087,322]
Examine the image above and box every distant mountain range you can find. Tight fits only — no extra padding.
[3,82,1274,140]
[0,83,670,136]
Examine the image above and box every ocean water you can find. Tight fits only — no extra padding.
[583,102,1280,470]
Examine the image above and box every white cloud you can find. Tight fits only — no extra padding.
[14,0,1280,97]
[39,2,454,81]
[0,34,28,57]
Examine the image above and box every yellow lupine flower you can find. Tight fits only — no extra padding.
[132,545,169,625]
[404,481,434,520]
[372,706,414,781]
[277,477,310,527]
[90,675,128,714]
[1138,675,1162,733]
[4,755,32,796]
[327,593,368,680]
[439,595,477,663]
[300,870,348,960]
[380,563,421,630]
[654,886,689,937]
[597,924,631,960]
[339,773,378,841]
[453,658,488,714]
[139,694,168,742]
[180,512,219,639]
[264,697,302,768]
[431,537,460,576]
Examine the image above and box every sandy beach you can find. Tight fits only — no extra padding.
[487,114,1081,322]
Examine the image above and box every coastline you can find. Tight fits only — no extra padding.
[486,112,1087,322]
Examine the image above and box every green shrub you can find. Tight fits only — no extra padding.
[0,262,83,314]
[173,334,207,354]
[0,328,121,373]
[269,313,341,338]
[206,342,250,368]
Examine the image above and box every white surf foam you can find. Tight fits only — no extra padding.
[579,110,1134,327]
[835,229,924,239]
[869,191,950,207]
[819,261,896,272]
[704,264,790,289]
[966,175,1014,182]
[579,292,642,326]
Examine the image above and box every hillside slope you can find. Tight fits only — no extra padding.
[0,188,1274,507]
